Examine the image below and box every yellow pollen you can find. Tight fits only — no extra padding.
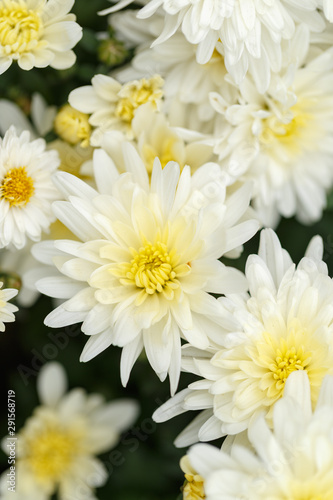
[25,423,84,485]
[54,104,91,148]
[125,242,177,293]
[115,76,164,124]
[113,239,191,304]
[183,473,206,500]
[270,340,311,391]
[0,1,42,55]
[1,166,34,206]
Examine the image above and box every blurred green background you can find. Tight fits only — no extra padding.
[1,1,333,498]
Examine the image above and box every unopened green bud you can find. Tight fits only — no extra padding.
[98,38,129,67]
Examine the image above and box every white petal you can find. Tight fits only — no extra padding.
[80,328,114,361]
[37,362,67,407]
[93,148,120,194]
[120,334,144,387]
[94,399,139,433]
[175,409,214,447]
[153,388,191,422]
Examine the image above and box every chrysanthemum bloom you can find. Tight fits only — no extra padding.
[188,370,333,499]
[68,74,164,145]
[100,0,325,92]
[33,143,258,394]
[0,0,82,74]
[154,228,333,442]
[0,362,139,500]
[0,126,60,249]
[0,280,18,330]
[211,28,333,226]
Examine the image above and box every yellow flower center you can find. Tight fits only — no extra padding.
[24,421,85,486]
[270,338,311,390]
[113,239,191,305]
[252,324,331,405]
[54,104,91,148]
[259,100,313,156]
[0,1,42,55]
[115,76,164,124]
[183,473,206,500]
[1,166,34,206]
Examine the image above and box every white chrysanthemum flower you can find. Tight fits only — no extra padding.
[68,74,164,145]
[100,0,325,92]
[0,126,60,249]
[188,370,333,499]
[32,143,258,394]
[0,362,139,500]
[211,28,333,226]
[0,0,82,74]
[154,228,333,442]
[0,280,18,330]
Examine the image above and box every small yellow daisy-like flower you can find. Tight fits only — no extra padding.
[0,0,82,74]
[115,76,163,124]
[68,74,164,144]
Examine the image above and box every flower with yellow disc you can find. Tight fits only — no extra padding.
[154,229,333,444]
[0,362,139,500]
[0,126,60,249]
[0,0,82,74]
